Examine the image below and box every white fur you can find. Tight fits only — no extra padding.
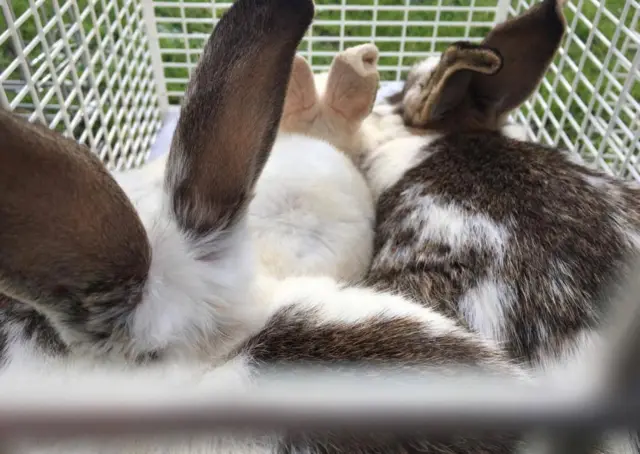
[408,193,509,256]
[374,189,514,349]
[87,163,264,358]
[114,134,375,285]
[130,215,265,358]
[248,133,374,282]
[364,135,440,202]
[266,275,459,336]
[360,103,414,151]
[458,279,515,343]
[112,155,168,220]
[103,132,376,358]
[501,123,530,141]
[376,191,510,271]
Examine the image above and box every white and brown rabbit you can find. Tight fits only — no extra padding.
[112,46,379,284]
[0,0,532,452]
[360,0,640,380]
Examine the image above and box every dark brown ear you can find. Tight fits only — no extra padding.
[0,109,151,343]
[403,42,502,127]
[280,54,320,133]
[472,0,568,119]
[403,0,566,131]
[165,0,314,238]
[324,43,380,124]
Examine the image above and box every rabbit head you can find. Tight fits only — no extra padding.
[280,44,380,163]
[0,0,314,361]
[401,0,567,133]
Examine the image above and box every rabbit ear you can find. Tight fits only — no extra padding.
[165,0,314,237]
[324,43,380,124]
[404,0,566,131]
[0,109,151,335]
[280,54,320,132]
[471,0,567,119]
[405,42,502,126]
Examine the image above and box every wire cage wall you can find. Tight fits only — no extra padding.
[1,0,639,174]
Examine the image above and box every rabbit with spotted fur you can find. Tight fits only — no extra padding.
[0,0,534,452]
[358,0,640,391]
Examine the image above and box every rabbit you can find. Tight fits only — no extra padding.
[111,47,379,284]
[356,0,640,379]
[247,46,381,282]
[0,0,539,452]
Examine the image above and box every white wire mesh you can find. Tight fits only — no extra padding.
[0,0,163,170]
[148,0,640,180]
[510,0,640,180]
[2,0,637,177]
[151,0,501,101]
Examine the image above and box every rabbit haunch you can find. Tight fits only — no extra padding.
[359,0,640,375]
[0,0,533,452]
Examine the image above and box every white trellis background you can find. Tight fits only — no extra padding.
[1,0,639,175]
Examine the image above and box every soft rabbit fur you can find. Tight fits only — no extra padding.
[248,47,381,282]
[357,60,530,205]
[113,47,379,283]
[0,0,536,452]
[360,0,640,378]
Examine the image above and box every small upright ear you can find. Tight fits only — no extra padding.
[0,109,151,342]
[324,43,380,124]
[404,0,566,131]
[165,0,314,238]
[472,0,567,118]
[280,54,320,133]
[405,42,502,124]
[403,42,502,126]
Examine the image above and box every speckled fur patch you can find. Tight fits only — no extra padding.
[366,131,640,365]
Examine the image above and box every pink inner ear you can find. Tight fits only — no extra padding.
[282,55,319,121]
[323,44,379,124]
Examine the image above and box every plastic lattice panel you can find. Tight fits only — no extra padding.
[150,0,502,104]
[0,0,162,170]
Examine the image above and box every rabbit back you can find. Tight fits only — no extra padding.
[367,131,640,365]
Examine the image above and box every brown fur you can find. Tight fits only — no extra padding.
[402,0,566,132]
[166,0,315,237]
[237,303,524,454]
[0,109,150,348]
[0,0,315,358]
[369,133,640,363]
